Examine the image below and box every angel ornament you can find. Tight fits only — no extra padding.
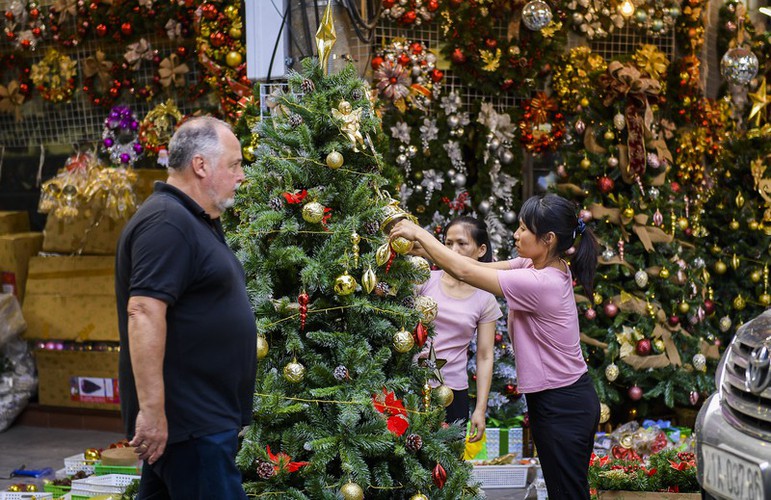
[332,100,365,151]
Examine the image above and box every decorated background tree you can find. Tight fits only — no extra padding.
[229,29,480,499]
[550,44,719,423]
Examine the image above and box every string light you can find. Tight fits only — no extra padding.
[619,0,635,17]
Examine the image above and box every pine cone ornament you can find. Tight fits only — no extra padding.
[268,197,283,211]
[363,221,380,234]
[300,78,315,93]
[289,114,304,128]
[351,88,363,100]
[405,433,423,452]
[333,365,349,381]
[375,282,391,296]
[256,460,275,479]
[402,295,415,309]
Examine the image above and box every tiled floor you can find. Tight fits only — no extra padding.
[0,408,529,499]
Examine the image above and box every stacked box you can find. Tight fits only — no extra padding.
[42,169,166,255]
[0,211,30,235]
[35,350,120,410]
[22,256,118,342]
[465,427,525,461]
[0,232,44,303]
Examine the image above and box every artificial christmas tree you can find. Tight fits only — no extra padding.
[229,16,480,495]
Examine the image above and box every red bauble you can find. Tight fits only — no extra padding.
[668,315,680,326]
[4,31,14,41]
[671,181,681,193]
[598,176,615,194]
[410,42,423,55]
[121,22,133,36]
[413,321,428,347]
[401,10,417,24]
[704,299,715,315]
[451,48,466,64]
[432,462,447,489]
[32,27,42,37]
[96,24,108,37]
[494,333,503,343]
[427,0,440,11]
[177,46,188,58]
[383,0,396,7]
[430,69,444,82]
[397,53,410,66]
[20,39,31,49]
[585,308,597,320]
[604,302,619,318]
[201,3,218,20]
[371,56,383,70]
[628,385,643,401]
[635,338,652,356]
[210,32,226,47]
[484,38,497,49]
[4,11,13,21]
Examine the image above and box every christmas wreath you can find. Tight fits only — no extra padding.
[0,53,33,121]
[47,0,101,48]
[82,50,133,108]
[372,39,443,113]
[30,49,77,103]
[381,0,441,26]
[439,0,566,95]
[518,91,565,153]
[3,0,46,50]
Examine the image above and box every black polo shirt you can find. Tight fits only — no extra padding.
[115,182,256,444]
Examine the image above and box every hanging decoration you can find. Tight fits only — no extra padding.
[139,99,183,167]
[552,47,608,112]
[440,0,566,95]
[3,0,46,50]
[30,49,76,103]
[719,2,758,86]
[0,54,32,121]
[521,0,552,31]
[627,0,680,37]
[381,0,441,26]
[519,92,566,153]
[566,0,680,39]
[102,105,143,166]
[372,39,443,113]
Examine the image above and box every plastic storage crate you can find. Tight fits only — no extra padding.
[70,474,140,500]
[94,463,141,476]
[63,454,99,475]
[0,493,54,500]
[43,483,71,498]
[470,463,529,489]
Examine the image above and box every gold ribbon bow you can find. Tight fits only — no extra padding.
[599,61,661,183]
[0,81,24,122]
[589,203,673,252]
[52,0,78,24]
[124,39,153,69]
[83,50,114,87]
[158,54,189,88]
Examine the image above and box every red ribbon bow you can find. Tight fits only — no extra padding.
[266,445,309,473]
[282,189,308,204]
[372,388,409,436]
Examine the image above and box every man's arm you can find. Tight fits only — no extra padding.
[127,295,168,464]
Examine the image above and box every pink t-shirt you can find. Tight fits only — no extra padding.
[498,257,587,393]
[418,270,502,390]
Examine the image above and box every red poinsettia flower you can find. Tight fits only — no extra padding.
[387,414,409,436]
[372,388,409,436]
[282,189,308,204]
[266,445,309,473]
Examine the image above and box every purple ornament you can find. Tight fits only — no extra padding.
[103,137,114,148]
[130,120,139,131]
[133,143,144,154]
[120,153,131,163]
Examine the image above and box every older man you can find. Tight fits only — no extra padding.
[116,116,256,499]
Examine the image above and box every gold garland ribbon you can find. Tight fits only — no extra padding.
[158,54,189,88]
[589,203,673,252]
[83,50,114,87]
[599,62,661,183]
[0,81,24,121]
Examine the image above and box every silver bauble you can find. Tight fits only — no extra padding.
[720,47,759,86]
[522,0,553,31]
[692,353,707,372]
[489,138,501,151]
[719,316,732,333]
[478,200,491,215]
[613,113,626,130]
[634,269,649,288]
[447,114,460,128]
[608,157,619,168]
[602,249,615,261]
[454,173,467,187]
[500,149,515,165]
[503,211,517,224]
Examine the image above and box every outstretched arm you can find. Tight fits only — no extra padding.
[391,220,503,297]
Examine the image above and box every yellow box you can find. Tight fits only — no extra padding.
[42,169,166,255]
[0,211,30,235]
[35,349,120,410]
[22,255,119,341]
[0,232,44,304]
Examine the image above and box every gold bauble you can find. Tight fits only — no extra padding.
[392,328,415,353]
[326,151,344,169]
[7,485,21,492]
[750,269,762,283]
[302,202,325,223]
[200,26,211,37]
[580,97,590,107]
[84,448,101,461]
[714,260,727,275]
[362,266,377,294]
[225,50,243,68]
[599,403,611,424]
[659,267,670,279]
[605,363,619,382]
[677,217,689,230]
[243,145,255,162]
[228,27,242,39]
[731,254,741,270]
[334,272,357,296]
[735,191,745,208]
[223,4,239,18]
[678,300,691,314]
[390,236,414,255]
[729,219,740,230]
[759,293,771,306]
[653,339,665,353]
[414,295,438,323]
[434,384,454,407]
[409,256,431,284]
[593,292,603,305]
[710,245,722,256]
[283,359,305,383]
[749,219,759,231]
[257,336,269,360]
[340,482,364,500]
[410,495,429,500]
[733,294,746,310]
[622,207,635,219]
[603,130,615,141]
[580,157,591,169]
[375,242,391,266]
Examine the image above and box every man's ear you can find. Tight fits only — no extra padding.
[191,155,206,178]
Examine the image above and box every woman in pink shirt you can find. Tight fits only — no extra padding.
[417,216,502,441]
[391,194,600,500]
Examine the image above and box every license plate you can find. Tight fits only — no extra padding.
[702,444,764,500]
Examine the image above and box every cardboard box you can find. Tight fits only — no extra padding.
[35,349,120,410]
[42,169,166,255]
[23,255,119,341]
[0,232,44,303]
[465,427,525,461]
[0,211,30,235]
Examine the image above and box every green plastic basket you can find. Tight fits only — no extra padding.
[43,483,71,499]
[94,463,141,476]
